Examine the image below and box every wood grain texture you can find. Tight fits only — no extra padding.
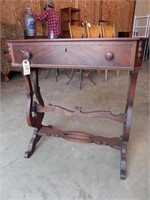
[102,0,135,34]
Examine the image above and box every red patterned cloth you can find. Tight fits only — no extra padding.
[32,8,61,38]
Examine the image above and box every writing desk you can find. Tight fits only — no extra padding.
[8,38,145,179]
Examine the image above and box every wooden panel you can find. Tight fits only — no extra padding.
[101,0,136,34]
[79,0,101,24]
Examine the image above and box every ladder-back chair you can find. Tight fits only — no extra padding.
[86,23,108,79]
[68,23,83,38]
[86,24,101,38]
[100,23,120,81]
[67,23,96,89]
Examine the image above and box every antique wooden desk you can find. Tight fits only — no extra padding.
[8,38,144,179]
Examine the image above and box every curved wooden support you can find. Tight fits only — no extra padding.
[36,104,125,123]
[32,69,44,106]
[24,69,45,158]
[23,69,44,128]
[20,50,44,129]
[120,137,127,179]
[24,128,42,158]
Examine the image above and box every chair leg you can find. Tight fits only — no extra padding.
[45,69,51,79]
[80,69,83,89]
[65,69,74,78]
[84,70,89,78]
[66,69,75,85]
[104,70,108,81]
[97,69,101,74]
[116,70,120,78]
[89,70,96,85]
[56,68,59,82]
[45,68,59,82]
[67,69,95,89]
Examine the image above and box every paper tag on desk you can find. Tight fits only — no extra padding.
[22,60,31,75]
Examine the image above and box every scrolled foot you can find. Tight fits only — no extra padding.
[24,150,35,158]
[24,129,42,158]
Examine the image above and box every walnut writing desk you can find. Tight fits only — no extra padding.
[8,38,145,179]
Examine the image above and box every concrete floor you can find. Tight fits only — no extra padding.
[1,60,149,200]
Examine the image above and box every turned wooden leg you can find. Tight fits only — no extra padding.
[120,137,127,179]
[116,70,120,78]
[104,70,108,81]
[24,128,42,158]
[84,70,89,78]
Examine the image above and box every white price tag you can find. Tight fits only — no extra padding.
[22,59,31,75]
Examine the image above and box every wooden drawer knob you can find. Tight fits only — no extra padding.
[105,52,114,60]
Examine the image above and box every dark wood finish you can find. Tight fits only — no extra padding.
[7,38,145,179]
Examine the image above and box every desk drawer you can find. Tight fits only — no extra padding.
[9,40,137,70]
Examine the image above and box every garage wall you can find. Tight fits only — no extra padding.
[1,0,136,37]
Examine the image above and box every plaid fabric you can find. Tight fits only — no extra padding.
[32,9,61,38]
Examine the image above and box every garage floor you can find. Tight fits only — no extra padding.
[1,60,149,200]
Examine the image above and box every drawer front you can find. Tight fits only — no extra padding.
[9,40,137,70]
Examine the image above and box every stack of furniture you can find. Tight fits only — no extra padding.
[60,7,81,38]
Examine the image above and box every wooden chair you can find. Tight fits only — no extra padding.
[100,23,120,81]
[68,23,83,38]
[67,23,96,89]
[86,24,101,38]
[100,23,116,38]
[85,23,107,78]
